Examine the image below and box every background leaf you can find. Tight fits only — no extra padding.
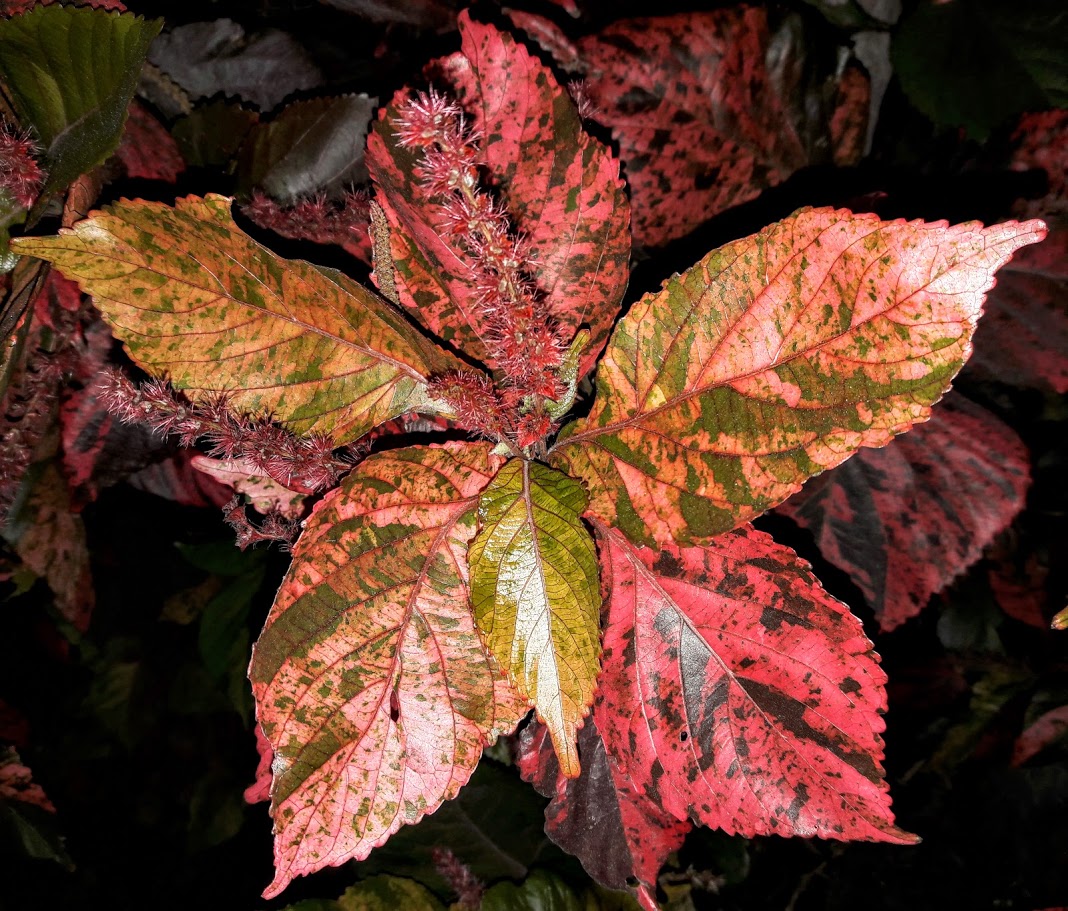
[469,459,601,778]
[13,194,457,443]
[0,5,161,202]
[147,19,321,111]
[249,443,526,898]
[237,95,375,203]
[777,392,1030,630]
[553,208,1046,548]
[892,0,1068,139]
[595,523,916,845]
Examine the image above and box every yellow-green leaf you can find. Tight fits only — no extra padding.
[12,194,458,443]
[469,459,602,777]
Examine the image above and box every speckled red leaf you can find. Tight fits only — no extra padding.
[777,393,1030,631]
[1008,110,1068,220]
[552,208,1046,548]
[115,100,185,183]
[248,443,528,899]
[575,10,807,248]
[366,13,630,375]
[967,222,1068,393]
[516,719,688,910]
[595,522,916,844]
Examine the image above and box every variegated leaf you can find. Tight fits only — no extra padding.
[553,208,1046,547]
[13,195,459,443]
[248,443,528,898]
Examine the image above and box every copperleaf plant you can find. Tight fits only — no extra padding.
[11,11,1048,909]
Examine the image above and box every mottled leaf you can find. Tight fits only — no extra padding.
[249,443,527,898]
[237,95,375,203]
[115,100,185,183]
[0,747,54,812]
[0,5,161,201]
[575,10,806,249]
[777,393,1030,630]
[553,208,1047,547]
[366,13,630,375]
[517,719,688,908]
[892,0,1067,140]
[596,523,916,844]
[1008,109,1068,219]
[967,221,1068,393]
[469,459,601,778]
[147,19,321,111]
[191,455,305,518]
[13,194,459,443]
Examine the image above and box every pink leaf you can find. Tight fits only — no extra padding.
[516,719,688,908]
[777,393,1030,630]
[595,522,917,844]
[190,455,306,519]
[366,12,630,376]
[967,221,1068,394]
[249,443,528,898]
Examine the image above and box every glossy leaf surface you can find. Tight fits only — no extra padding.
[366,13,629,375]
[13,194,458,443]
[596,523,916,843]
[469,459,601,777]
[249,443,527,897]
[0,6,161,200]
[778,393,1030,630]
[554,208,1046,547]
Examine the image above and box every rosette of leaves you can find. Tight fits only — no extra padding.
[11,12,1047,910]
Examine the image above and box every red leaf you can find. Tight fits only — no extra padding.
[777,393,1030,631]
[516,719,688,909]
[249,443,528,898]
[115,100,185,183]
[126,451,232,509]
[595,523,916,844]
[366,12,629,376]
[1012,706,1068,766]
[245,724,273,804]
[576,10,807,248]
[967,222,1068,393]
[1008,110,1067,219]
[989,552,1049,629]
[0,747,55,813]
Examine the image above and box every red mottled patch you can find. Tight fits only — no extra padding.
[778,394,1030,631]
[115,100,185,183]
[127,451,232,509]
[516,719,688,910]
[595,523,916,844]
[576,10,806,248]
[245,724,273,804]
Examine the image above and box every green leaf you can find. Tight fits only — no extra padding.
[469,459,602,778]
[892,0,1068,139]
[336,876,445,911]
[172,99,259,170]
[0,6,162,203]
[480,870,638,911]
[12,194,460,443]
[237,95,375,202]
[552,207,1047,547]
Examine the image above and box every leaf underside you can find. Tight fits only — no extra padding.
[249,443,527,898]
[13,194,458,443]
[553,207,1047,547]
[778,392,1030,630]
[596,523,917,844]
[469,459,601,777]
